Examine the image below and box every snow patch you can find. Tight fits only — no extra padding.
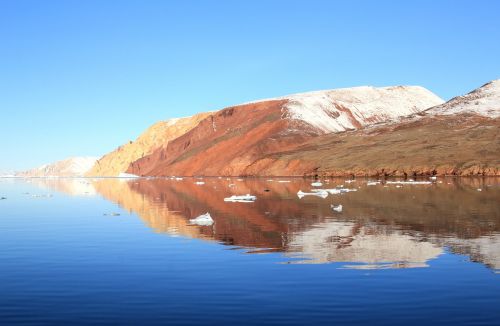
[249,85,444,133]
[427,79,500,118]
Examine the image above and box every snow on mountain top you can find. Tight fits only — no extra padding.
[286,86,444,132]
[244,85,444,133]
[17,156,98,177]
[427,79,500,118]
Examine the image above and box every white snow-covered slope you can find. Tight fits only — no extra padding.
[248,85,444,133]
[426,79,500,118]
[16,157,98,177]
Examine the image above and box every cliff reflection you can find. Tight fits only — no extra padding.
[64,177,500,270]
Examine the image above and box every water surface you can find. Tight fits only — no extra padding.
[1,177,499,325]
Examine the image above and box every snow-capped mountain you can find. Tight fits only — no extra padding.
[125,85,443,176]
[265,85,444,133]
[427,79,500,118]
[16,157,98,177]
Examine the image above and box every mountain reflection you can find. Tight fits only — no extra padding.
[44,177,500,270]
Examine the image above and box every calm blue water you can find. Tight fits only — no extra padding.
[0,177,499,325]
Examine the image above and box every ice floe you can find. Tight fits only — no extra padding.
[312,188,357,194]
[195,181,205,185]
[311,182,323,187]
[118,172,139,178]
[297,190,328,199]
[331,204,343,212]
[386,181,432,185]
[224,194,257,203]
[189,212,214,226]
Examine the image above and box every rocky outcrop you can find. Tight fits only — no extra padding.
[16,157,98,177]
[126,85,443,176]
[86,112,211,177]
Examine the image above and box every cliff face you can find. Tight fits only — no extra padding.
[127,86,443,176]
[16,157,98,177]
[86,112,211,176]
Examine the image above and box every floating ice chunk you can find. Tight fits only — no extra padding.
[345,180,356,183]
[195,181,205,185]
[331,204,343,212]
[189,212,214,226]
[367,181,380,186]
[224,194,257,202]
[118,172,139,178]
[312,188,357,195]
[312,188,340,194]
[311,182,323,187]
[477,188,482,192]
[430,176,437,180]
[175,177,183,181]
[396,185,402,188]
[278,180,291,183]
[297,190,328,199]
[386,181,432,185]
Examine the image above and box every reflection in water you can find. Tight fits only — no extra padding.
[44,177,500,270]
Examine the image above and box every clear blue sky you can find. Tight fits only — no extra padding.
[1,0,499,171]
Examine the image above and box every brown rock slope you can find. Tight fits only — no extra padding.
[247,114,499,177]
[86,112,211,176]
[127,86,443,176]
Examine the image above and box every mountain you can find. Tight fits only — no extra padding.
[426,79,500,118]
[242,80,500,177]
[125,85,443,176]
[86,112,211,177]
[16,157,98,177]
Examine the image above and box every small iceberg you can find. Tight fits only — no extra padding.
[331,204,343,212]
[367,181,380,186]
[118,172,139,178]
[311,182,323,187]
[386,181,432,185]
[430,176,437,180]
[189,212,214,226]
[311,188,357,195]
[175,177,183,181]
[297,190,328,199]
[195,181,205,185]
[278,180,291,183]
[224,194,257,203]
[312,188,341,195]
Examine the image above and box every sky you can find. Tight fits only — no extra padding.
[1,0,499,171]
